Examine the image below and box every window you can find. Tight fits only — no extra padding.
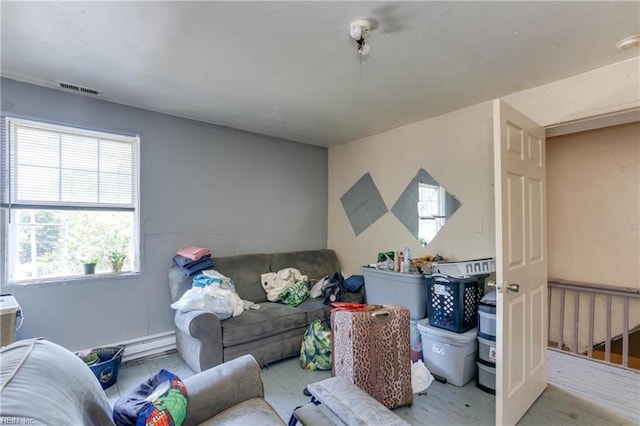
[417,182,446,246]
[1,117,140,283]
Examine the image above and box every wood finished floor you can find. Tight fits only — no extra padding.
[106,350,639,425]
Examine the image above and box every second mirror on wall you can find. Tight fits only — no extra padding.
[391,168,461,246]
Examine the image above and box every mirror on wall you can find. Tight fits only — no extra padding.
[340,172,388,236]
[391,168,461,246]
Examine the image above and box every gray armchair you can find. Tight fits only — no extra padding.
[182,354,284,425]
[0,339,285,425]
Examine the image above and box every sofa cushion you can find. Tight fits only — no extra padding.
[269,249,340,281]
[214,253,270,303]
[296,292,366,324]
[295,297,330,324]
[223,327,306,367]
[221,302,307,347]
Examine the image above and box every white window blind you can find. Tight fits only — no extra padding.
[3,118,138,210]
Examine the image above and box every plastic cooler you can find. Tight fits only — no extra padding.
[417,320,477,386]
[424,274,486,333]
[362,267,427,320]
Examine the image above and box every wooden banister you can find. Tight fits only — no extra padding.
[548,278,640,370]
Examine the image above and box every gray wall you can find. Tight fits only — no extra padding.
[0,78,328,350]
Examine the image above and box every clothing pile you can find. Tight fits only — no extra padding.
[113,369,188,426]
[310,272,366,305]
[261,268,310,307]
[261,269,366,308]
[173,245,214,276]
[170,269,259,319]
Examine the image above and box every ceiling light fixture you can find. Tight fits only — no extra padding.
[615,34,640,50]
[350,19,371,56]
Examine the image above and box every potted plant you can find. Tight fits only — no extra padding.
[82,257,99,275]
[107,250,127,273]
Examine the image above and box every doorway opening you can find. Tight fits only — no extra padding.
[545,119,639,370]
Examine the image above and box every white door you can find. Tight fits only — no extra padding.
[493,99,548,425]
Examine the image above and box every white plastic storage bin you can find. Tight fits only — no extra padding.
[417,320,477,386]
[478,291,496,341]
[477,336,496,365]
[362,268,427,320]
[476,361,496,394]
[0,295,20,347]
[436,258,495,278]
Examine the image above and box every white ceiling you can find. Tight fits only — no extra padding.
[1,1,639,147]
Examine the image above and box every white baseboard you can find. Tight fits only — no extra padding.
[108,331,176,363]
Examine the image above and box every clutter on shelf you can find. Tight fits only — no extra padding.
[369,250,446,275]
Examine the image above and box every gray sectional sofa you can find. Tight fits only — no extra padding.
[169,249,366,373]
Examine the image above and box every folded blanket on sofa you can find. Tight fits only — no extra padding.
[173,254,214,277]
[174,254,211,268]
[176,245,211,261]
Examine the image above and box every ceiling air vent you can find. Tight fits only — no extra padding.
[57,81,102,96]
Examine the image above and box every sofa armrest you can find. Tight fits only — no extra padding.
[175,309,221,339]
[174,310,223,373]
[182,354,265,426]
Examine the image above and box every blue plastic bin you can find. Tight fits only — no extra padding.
[78,345,125,390]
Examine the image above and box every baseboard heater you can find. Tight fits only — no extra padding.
[108,331,177,364]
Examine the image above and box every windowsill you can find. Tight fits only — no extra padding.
[5,271,141,287]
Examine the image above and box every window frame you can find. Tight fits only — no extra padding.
[417,182,447,245]
[2,117,141,285]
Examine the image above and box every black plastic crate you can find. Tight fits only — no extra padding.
[425,274,487,333]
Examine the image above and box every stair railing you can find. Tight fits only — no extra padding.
[548,279,640,368]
